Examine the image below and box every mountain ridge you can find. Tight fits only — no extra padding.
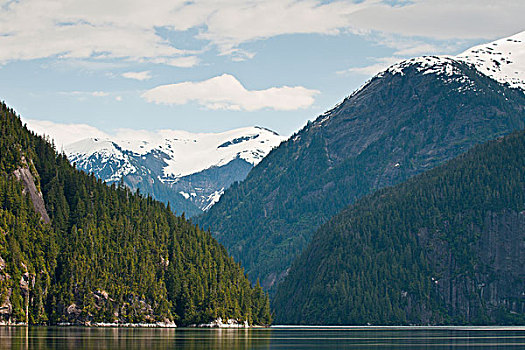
[197,32,525,291]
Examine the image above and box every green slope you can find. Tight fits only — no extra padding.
[274,130,525,325]
[197,58,525,292]
[0,102,271,326]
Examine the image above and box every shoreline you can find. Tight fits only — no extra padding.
[0,318,269,328]
[2,322,522,330]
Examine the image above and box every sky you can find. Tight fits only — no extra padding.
[0,0,524,140]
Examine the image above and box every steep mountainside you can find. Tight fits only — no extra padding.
[274,130,525,325]
[0,102,271,326]
[26,125,284,217]
[197,43,525,291]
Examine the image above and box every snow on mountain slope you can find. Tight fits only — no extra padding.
[346,31,524,103]
[64,126,284,214]
[376,31,525,91]
[66,138,137,182]
[66,126,283,179]
[386,56,464,77]
[457,31,525,90]
[158,127,281,179]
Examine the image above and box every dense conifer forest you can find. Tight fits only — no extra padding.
[0,102,271,326]
[274,130,525,325]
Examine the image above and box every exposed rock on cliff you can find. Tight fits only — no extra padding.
[12,157,50,224]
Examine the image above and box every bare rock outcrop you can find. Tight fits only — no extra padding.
[12,158,50,224]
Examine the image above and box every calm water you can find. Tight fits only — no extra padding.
[0,326,524,349]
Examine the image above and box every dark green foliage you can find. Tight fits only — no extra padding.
[197,60,525,291]
[0,102,271,326]
[274,130,525,325]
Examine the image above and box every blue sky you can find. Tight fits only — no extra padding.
[0,0,523,140]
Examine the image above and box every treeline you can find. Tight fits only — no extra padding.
[0,102,271,326]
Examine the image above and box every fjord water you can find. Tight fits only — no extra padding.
[1,327,524,349]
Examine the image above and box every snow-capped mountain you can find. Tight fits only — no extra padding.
[197,31,525,290]
[65,126,284,216]
[372,31,525,93]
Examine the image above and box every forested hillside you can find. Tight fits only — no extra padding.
[197,57,525,291]
[274,130,525,325]
[0,102,271,326]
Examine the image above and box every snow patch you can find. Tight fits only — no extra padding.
[203,188,225,211]
[457,31,525,90]
[385,56,466,79]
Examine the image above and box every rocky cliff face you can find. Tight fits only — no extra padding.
[0,158,50,325]
[12,157,50,224]
[419,210,525,321]
[0,257,35,325]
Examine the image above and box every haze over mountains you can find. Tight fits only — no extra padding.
[197,31,525,292]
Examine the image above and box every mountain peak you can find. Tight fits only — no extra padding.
[362,31,525,95]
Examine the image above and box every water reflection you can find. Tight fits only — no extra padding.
[0,326,524,349]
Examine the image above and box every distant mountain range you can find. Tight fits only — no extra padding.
[59,127,284,217]
[197,31,525,292]
[5,29,525,327]
[26,32,523,219]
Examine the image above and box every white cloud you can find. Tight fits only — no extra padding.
[0,0,190,65]
[122,71,152,81]
[61,90,110,99]
[150,56,200,68]
[348,0,525,41]
[23,119,110,149]
[141,74,319,111]
[0,0,522,65]
[193,0,369,55]
[91,91,109,97]
[168,0,525,56]
[24,119,162,149]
